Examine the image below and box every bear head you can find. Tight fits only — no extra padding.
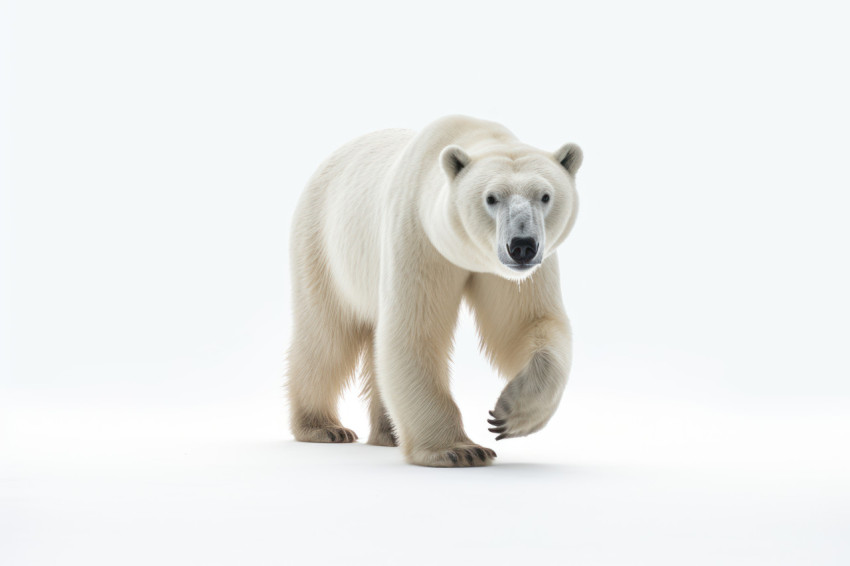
[437,141,582,281]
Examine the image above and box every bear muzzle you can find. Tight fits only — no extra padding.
[501,237,541,271]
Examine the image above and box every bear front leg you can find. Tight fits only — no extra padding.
[465,260,573,441]
[375,258,496,467]
[487,343,570,440]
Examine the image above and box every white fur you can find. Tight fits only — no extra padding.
[286,115,581,467]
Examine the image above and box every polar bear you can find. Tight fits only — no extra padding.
[286,115,582,467]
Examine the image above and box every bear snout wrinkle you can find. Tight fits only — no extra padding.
[508,237,538,264]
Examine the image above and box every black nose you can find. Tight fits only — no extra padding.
[507,237,538,264]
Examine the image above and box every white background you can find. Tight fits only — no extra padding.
[2,1,849,564]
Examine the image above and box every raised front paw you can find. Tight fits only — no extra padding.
[488,374,563,440]
[408,443,497,468]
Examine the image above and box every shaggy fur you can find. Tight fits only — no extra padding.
[286,115,582,467]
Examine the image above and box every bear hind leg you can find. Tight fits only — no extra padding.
[286,310,365,444]
[360,338,398,447]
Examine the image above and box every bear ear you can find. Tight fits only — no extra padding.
[554,143,583,176]
[440,145,470,180]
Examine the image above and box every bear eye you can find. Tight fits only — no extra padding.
[541,193,550,203]
[486,195,498,205]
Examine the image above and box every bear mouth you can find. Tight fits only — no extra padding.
[503,261,541,271]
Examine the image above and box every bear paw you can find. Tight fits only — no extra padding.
[487,407,554,440]
[367,429,398,447]
[488,406,551,440]
[295,425,358,443]
[367,412,399,447]
[408,444,497,468]
[488,351,565,440]
[487,388,559,440]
